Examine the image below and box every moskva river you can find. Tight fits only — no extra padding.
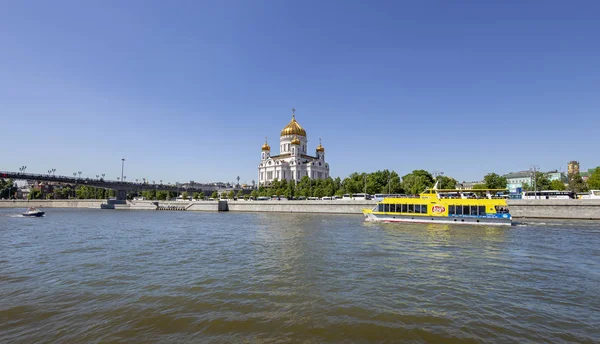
[1,209,599,343]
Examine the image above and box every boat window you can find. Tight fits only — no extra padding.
[421,205,428,214]
[478,206,486,215]
[378,204,384,212]
[463,206,471,215]
[384,204,389,212]
[455,206,463,215]
[390,204,396,212]
[401,204,408,213]
[470,206,479,216]
[408,204,414,213]
[449,205,455,215]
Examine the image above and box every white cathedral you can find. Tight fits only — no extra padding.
[258,109,330,186]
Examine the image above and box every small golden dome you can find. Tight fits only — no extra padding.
[261,137,270,151]
[280,110,307,137]
[291,135,300,145]
[316,138,325,152]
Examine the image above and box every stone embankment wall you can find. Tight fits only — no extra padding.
[2,199,599,220]
[0,199,105,208]
[226,200,375,214]
[507,199,600,220]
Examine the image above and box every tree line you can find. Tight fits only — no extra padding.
[3,167,599,201]
[244,170,460,199]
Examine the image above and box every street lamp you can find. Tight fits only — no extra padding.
[52,168,56,176]
[96,175,100,179]
[117,177,120,181]
[101,173,105,179]
[123,176,126,182]
[121,158,125,183]
[78,171,82,179]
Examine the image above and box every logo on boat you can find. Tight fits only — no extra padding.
[432,205,445,213]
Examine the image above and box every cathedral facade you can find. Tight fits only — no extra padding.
[258,109,329,186]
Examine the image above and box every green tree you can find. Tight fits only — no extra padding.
[250,190,259,199]
[181,191,189,200]
[568,173,588,193]
[227,190,235,199]
[192,192,200,200]
[1,179,15,199]
[157,191,168,200]
[483,173,507,189]
[533,172,551,191]
[522,182,531,191]
[472,184,487,189]
[587,168,600,189]
[549,179,566,191]
[402,170,434,195]
[236,190,243,199]
[211,191,219,199]
[28,189,42,200]
[437,176,457,189]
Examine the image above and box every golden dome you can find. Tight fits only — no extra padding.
[316,138,325,152]
[291,135,300,145]
[280,110,307,137]
[261,137,271,151]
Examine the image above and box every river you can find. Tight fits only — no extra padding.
[1,209,599,343]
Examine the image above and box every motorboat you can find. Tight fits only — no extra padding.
[22,207,45,217]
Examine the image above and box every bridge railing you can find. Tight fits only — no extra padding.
[0,170,237,193]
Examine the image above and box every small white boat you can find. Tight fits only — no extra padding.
[22,207,45,217]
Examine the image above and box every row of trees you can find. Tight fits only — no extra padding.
[241,170,459,199]
[0,179,16,199]
[519,170,599,193]
[8,168,600,201]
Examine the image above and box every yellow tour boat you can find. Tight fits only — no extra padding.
[363,183,512,226]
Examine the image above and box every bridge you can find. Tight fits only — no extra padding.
[1,171,230,200]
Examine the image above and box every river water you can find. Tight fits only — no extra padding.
[1,208,599,343]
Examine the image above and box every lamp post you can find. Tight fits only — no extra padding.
[121,158,125,183]
[78,171,82,179]
[101,173,105,180]
[52,168,56,176]
[530,165,539,199]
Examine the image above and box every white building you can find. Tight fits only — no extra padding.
[258,109,329,186]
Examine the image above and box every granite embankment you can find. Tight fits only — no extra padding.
[507,199,600,220]
[0,199,105,209]
[2,199,599,220]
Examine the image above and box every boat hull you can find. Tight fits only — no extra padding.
[364,212,511,226]
[22,212,44,217]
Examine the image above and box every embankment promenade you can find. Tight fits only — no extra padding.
[1,199,599,220]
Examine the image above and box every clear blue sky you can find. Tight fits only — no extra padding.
[2,0,599,184]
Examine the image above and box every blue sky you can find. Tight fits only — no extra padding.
[1,0,599,184]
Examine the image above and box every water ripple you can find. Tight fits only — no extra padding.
[1,209,599,343]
